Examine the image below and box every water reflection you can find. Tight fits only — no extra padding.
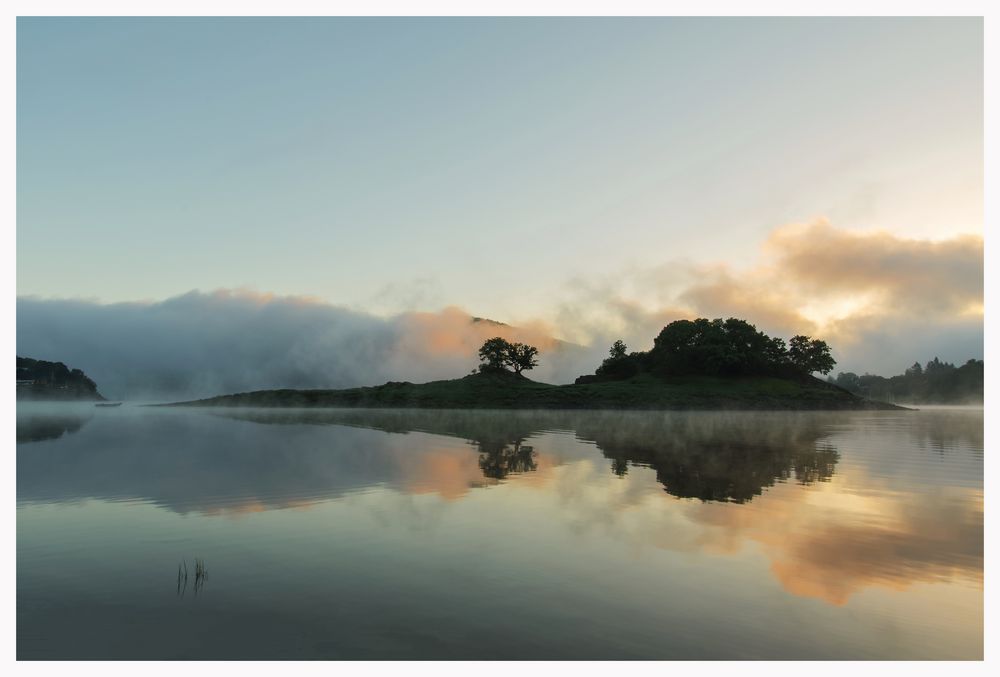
[16,406,982,611]
[17,412,91,444]
[214,409,844,502]
[573,413,839,502]
[206,408,981,606]
[478,439,537,480]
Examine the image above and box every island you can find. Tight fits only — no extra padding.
[17,356,105,401]
[167,318,904,411]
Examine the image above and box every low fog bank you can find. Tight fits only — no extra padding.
[17,291,602,401]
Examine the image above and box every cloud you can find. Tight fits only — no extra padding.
[679,266,818,336]
[764,221,983,317]
[16,290,591,400]
[554,220,983,373]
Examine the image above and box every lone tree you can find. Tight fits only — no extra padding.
[477,337,540,376]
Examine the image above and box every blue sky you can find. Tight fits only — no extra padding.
[17,18,982,346]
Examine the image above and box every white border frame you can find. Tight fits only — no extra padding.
[4,3,994,674]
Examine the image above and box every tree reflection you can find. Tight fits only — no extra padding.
[215,409,841,501]
[211,409,843,496]
[575,412,841,503]
[477,438,537,480]
[13,408,858,510]
[17,413,90,444]
[791,443,839,485]
[610,456,629,478]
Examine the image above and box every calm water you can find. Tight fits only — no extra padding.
[17,404,983,660]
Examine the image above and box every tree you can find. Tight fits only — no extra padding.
[506,342,539,375]
[575,317,840,383]
[609,340,628,360]
[764,336,788,366]
[595,339,639,380]
[787,335,836,375]
[650,319,726,375]
[476,337,540,375]
[831,371,863,392]
[720,318,773,374]
[478,337,510,373]
[924,357,954,375]
[650,318,776,376]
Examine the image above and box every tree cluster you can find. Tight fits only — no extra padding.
[476,337,540,375]
[580,318,835,383]
[828,357,983,404]
[16,356,100,393]
[16,356,104,401]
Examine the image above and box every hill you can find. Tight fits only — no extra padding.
[17,356,105,401]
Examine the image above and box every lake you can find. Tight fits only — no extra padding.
[16,403,983,660]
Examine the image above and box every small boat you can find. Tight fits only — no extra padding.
[95,402,123,408]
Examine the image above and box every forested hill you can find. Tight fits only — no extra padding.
[827,358,983,404]
[16,356,105,401]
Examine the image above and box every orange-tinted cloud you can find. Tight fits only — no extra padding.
[765,221,982,316]
[679,266,818,337]
[556,220,983,370]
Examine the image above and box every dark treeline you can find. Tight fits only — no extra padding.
[828,358,983,404]
[576,318,835,384]
[16,356,104,400]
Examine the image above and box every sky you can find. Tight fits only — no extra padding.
[16,17,984,392]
